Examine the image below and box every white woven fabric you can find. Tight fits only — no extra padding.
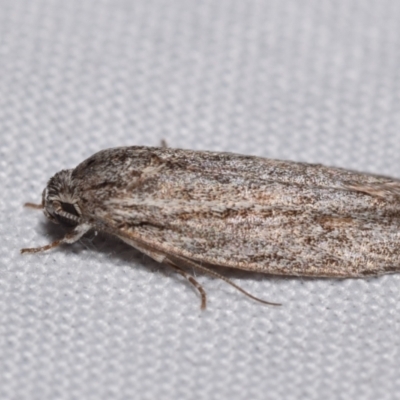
[1,1,400,399]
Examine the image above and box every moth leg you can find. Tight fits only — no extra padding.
[21,223,91,254]
[118,237,207,308]
[160,139,168,148]
[165,260,207,310]
[169,255,282,307]
[119,236,279,307]
[24,202,43,209]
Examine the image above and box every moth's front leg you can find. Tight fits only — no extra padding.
[24,202,43,210]
[21,223,92,254]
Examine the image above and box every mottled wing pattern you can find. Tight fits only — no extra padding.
[72,147,400,278]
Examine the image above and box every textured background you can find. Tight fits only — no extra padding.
[1,1,400,399]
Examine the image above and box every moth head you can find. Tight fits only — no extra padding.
[42,169,82,226]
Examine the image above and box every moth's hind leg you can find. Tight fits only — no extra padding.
[21,223,92,254]
[119,238,281,308]
[168,255,282,308]
[119,238,207,309]
[165,260,207,310]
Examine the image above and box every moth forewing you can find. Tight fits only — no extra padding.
[22,146,400,309]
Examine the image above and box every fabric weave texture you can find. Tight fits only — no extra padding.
[1,1,400,399]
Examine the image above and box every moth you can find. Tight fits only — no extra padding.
[22,146,400,309]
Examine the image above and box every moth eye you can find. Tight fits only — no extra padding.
[60,202,80,217]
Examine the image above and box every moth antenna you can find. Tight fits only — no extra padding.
[24,202,43,209]
[169,256,281,307]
